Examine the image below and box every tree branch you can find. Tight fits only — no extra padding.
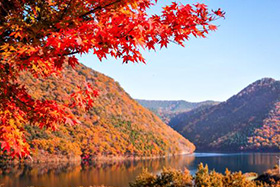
[79,0,121,18]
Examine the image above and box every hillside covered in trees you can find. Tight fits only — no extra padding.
[136,99,219,124]
[17,64,195,161]
[170,78,280,152]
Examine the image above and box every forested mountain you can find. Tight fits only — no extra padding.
[136,99,219,124]
[19,64,195,161]
[170,78,280,152]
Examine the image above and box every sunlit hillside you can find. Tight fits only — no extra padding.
[19,64,195,161]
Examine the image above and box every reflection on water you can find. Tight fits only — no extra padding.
[189,153,279,175]
[0,153,279,187]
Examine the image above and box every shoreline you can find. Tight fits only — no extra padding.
[88,151,194,162]
[0,151,194,165]
[2,151,279,166]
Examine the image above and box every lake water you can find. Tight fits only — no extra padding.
[0,152,279,187]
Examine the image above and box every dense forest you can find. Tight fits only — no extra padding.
[169,78,280,152]
[15,64,195,161]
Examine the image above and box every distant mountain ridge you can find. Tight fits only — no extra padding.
[19,64,195,161]
[136,99,219,124]
[169,78,280,152]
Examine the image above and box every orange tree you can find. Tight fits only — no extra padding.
[0,0,224,158]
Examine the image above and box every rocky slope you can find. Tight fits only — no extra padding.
[170,78,280,152]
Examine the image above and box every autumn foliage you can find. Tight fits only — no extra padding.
[130,164,259,187]
[18,64,195,160]
[0,0,224,158]
[248,101,280,150]
[171,78,280,152]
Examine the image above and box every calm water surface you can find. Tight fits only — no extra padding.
[0,153,279,187]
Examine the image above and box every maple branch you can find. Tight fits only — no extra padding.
[59,0,73,21]
[79,0,121,18]
[64,50,80,56]
[13,95,35,111]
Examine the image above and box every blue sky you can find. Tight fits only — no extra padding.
[78,0,280,102]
